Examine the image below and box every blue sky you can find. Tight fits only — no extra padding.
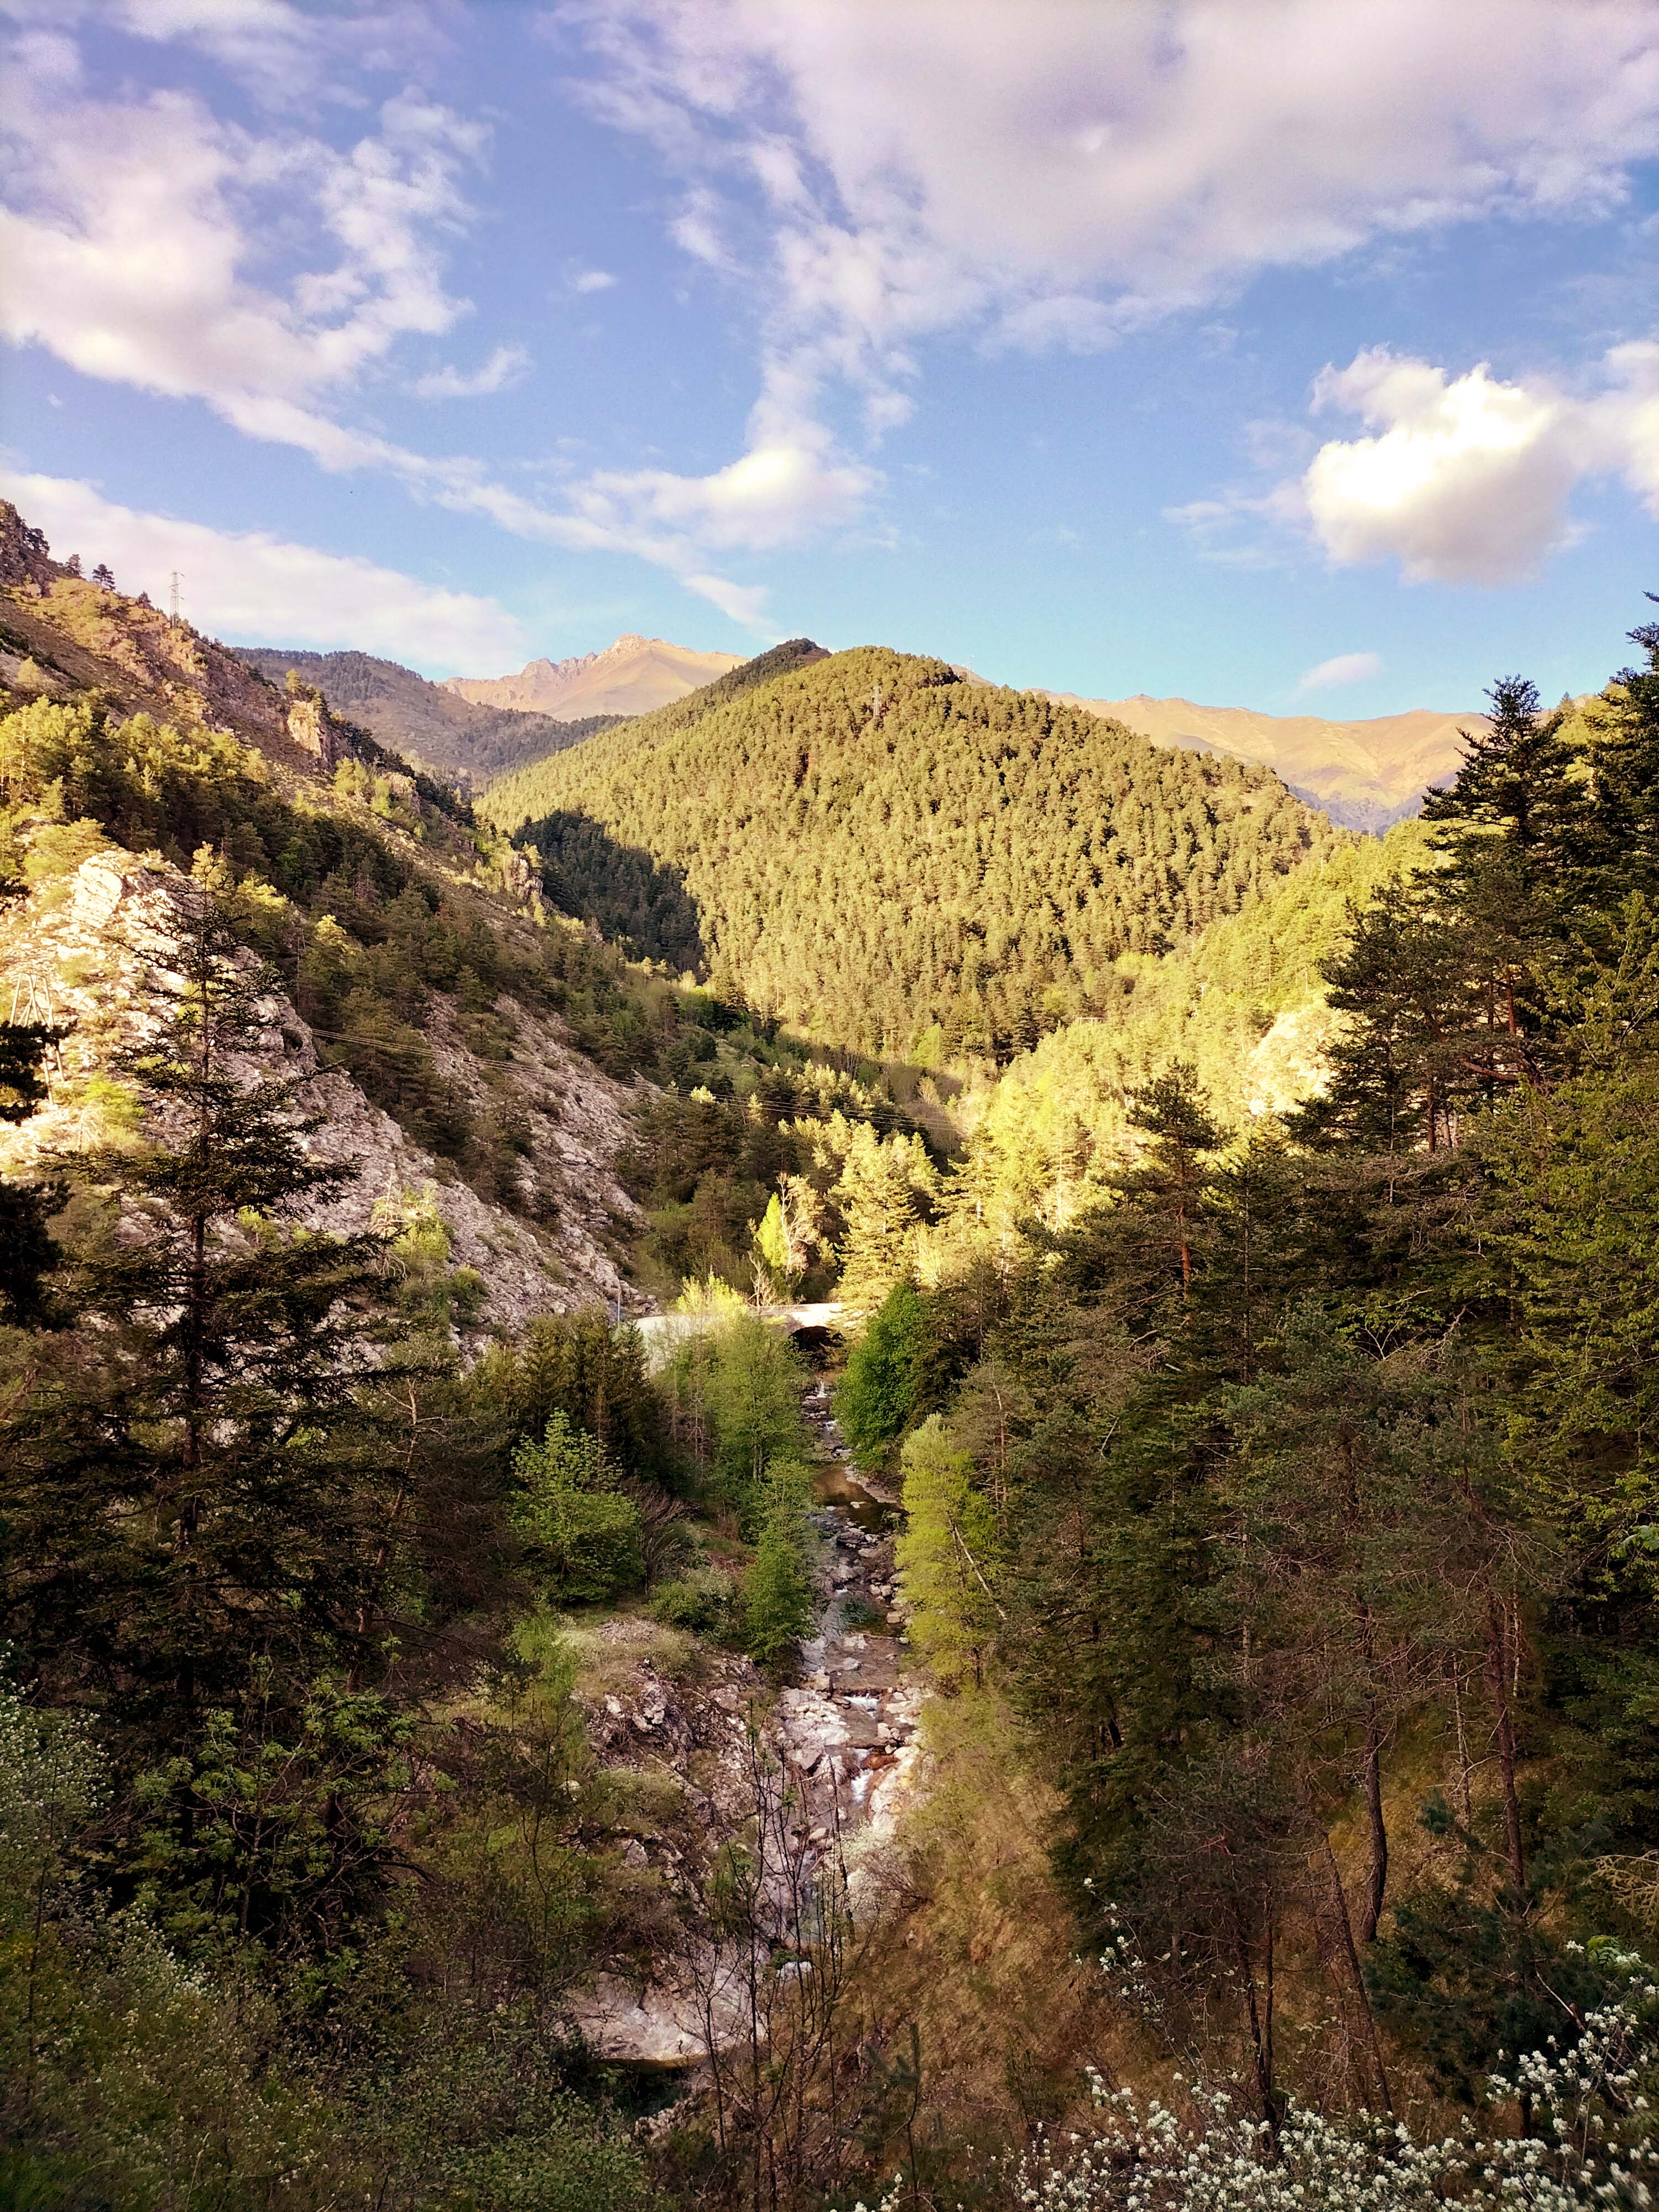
[3,1,1658,716]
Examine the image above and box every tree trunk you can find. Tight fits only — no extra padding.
[1320,1833,1394,2114]
[1485,1590,1527,1889]
[1360,1701,1388,1944]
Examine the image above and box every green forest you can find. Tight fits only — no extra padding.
[7,564,1659,2212]
[484,646,1337,1060]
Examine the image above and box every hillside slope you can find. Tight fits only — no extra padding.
[235,645,618,780]
[0,498,686,1319]
[1,502,340,778]
[483,645,1340,1060]
[446,632,742,719]
[947,816,1433,1250]
[1,847,640,1324]
[1060,690,1481,830]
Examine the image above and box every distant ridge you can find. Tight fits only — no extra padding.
[446,633,743,722]
[1056,692,1484,832]
[233,645,609,781]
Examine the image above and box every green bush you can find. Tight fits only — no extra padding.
[836,1280,930,1468]
[650,1566,743,1639]
[509,1412,644,1603]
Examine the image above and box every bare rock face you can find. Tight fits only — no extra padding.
[283,688,354,771]
[1,851,647,1328]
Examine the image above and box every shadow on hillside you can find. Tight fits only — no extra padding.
[518,809,706,973]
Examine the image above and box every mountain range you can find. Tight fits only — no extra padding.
[1050,692,1483,831]
[233,645,611,782]
[236,628,1482,831]
[444,633,743,721]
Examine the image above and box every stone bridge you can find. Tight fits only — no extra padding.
[630,1301,847,1369]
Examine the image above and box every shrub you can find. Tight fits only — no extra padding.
[509,1412,643,1604]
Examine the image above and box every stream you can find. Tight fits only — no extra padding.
[572,1369,924,2068]
[771,1380,926,1879]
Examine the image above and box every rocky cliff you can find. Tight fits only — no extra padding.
[1,848,645,1329]
[0,500,366,781]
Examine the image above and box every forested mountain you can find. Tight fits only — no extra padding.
[234,643,620,779]
[484,644,1338,1058]
[445,630,743,718]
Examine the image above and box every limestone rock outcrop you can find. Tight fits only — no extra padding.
[1,850,645,1328]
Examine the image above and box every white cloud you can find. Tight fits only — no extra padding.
[1,470,529,674]
[1301,352,1589,583]
[562,0,1659,387]
[0,57,486,433]
[413,344,531,399]
[7,0,446,107]
[1297,347,1659,583]
[568,267,619,293]
[0,34,787,624]
[1296,650,1383,695]
[1174,343,1659,585]
[571,435,874,555]
[546,0,1659,589]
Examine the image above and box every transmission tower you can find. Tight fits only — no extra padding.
[169,571,181,624]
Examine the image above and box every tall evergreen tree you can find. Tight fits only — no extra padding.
[1,893,392,1762]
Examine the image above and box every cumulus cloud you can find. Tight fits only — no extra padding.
[1173,343,1659,585]
[413,344,531,400]
[1296,650,1383,695]
[545,0,1659,583]
[1,469,530,673]
[1298,347,1659,583]
[0,53,486,446]
[0,33,789,625]
[571,436,874,555]
[20,3,1659,617]
[1301,353,1590,583]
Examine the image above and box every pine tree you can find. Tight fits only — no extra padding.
[508,1411,643,1602]
[1,892,392,1761]
[0,1019,62,1326]
[1584,602,1659,900]
[834,1281,930,1468]
[1289,880,1474,1152]
[703,1313,810,1526]
[895,1415,1001,1689]
[742,1457,815,1670]
[1120,1060,1223,1292]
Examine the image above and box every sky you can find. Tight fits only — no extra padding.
[3,1,1658,717]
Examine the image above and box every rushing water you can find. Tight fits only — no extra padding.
[772,1381,922,1858]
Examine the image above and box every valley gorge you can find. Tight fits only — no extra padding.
[5,494,1659,2212]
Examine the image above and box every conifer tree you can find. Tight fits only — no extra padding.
[1,891,392,1761]
[896,1416,1001,1689]
[0,1019,62,1325]
[509,1410,643,1602]
[1120,1060,1223,1292]
[1584,602,1659,899]
[835,1281,930,1468]
[742,1457,815,1670]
